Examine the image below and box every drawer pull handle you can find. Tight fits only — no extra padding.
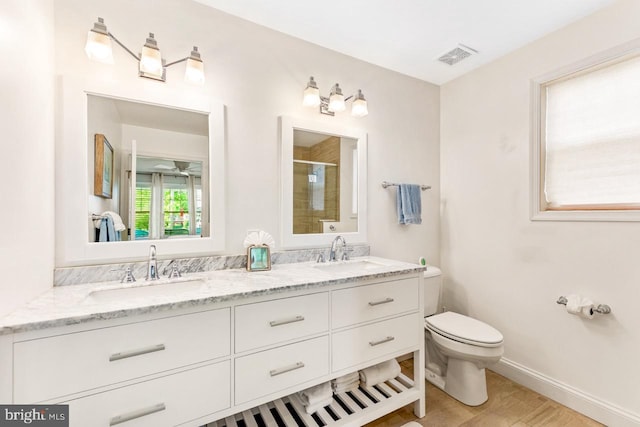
[368,297,394,306]
[270,361,305,377]
[109,344,166,362]
[109,403,166,425]
[269,315,305,327]
[369,336,395,346]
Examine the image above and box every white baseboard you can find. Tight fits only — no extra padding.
[493,358,640,427]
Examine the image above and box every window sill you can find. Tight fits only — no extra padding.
[531,209,640,222]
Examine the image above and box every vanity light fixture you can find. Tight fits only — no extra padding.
[84,17,205,85]
[303,76,368,117]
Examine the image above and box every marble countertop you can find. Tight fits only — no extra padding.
[0,257,425,336]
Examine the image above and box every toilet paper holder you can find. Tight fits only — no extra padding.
[556,296,612,315]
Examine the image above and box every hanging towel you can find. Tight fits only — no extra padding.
[98,216,121,242]
[396,184,422,224]
[104,211,126,232]
[93,211,126,232]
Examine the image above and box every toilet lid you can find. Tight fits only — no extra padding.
[426,312,503,347]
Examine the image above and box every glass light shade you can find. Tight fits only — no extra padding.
[303,86,321,107]
[351,90,368,117]
[185,58,205,84]
[328,93,345,112]
[85,30,113,63]
[139,45,163,77]
[351,98,368,117]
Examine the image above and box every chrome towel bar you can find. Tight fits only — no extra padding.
[556,296,612,314]
[381,181,431,191]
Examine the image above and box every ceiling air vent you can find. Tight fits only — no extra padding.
[437,44,478,66]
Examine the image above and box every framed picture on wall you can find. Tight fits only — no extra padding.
[247,245,271,271]
[94,134,114,199]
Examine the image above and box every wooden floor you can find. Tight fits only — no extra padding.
[365,359,604,427]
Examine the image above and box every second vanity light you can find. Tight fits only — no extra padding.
[85,17,205,85]
[303,76,368,117]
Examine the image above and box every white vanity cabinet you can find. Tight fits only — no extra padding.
[4,267,424,427]
[65,361,231,426]
[234,292,329,353]
[13,309,231,404]
[11,307,232,426]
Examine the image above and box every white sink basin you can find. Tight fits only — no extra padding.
[85,278,207,304]
[313,260,387,273]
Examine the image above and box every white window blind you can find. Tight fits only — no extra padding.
[544,55,640,209]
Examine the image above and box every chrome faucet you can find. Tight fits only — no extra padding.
[329,235,346,262]
[146,245,160,280]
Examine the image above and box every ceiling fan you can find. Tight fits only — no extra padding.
[152,160,199,176]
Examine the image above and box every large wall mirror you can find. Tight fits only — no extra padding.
[57,78,225,266]
[87,95,210,243]
[280,116,367,248]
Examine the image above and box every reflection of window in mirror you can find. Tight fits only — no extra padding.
[133,157,203,240]
[292,130,358,235]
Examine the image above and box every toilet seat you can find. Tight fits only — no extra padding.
[425,312,503,348]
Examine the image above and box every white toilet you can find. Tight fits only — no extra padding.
[423,267,504,406]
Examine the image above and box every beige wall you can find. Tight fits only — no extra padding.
[0,0,55,316]
[441,1,640,424]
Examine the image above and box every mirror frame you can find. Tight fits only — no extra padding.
[57,77,225,266]
[280,116,368,248]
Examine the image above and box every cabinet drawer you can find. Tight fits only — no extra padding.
[332,278,419,328]
[235,336,329,405]
[235,293,328,353]
[65,360,230,427]
[14,308,230,403]
[332,313,421,372]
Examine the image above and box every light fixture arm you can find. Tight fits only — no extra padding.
[164,57,189,68]
[318,94,355,116]
[110,36,193,74]
[107,32,141,62]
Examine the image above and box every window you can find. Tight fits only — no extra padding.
[134,173,202,239]
[532,41,640,221]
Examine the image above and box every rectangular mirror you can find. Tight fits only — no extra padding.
[87,94,209,243]
[281,116,367,248]
[56,78,225,266]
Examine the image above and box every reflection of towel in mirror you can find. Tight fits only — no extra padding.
[98,217,121,242]
[105,211,126,231]
[94,211,126,232]
[359,359,401,387]
[396,184,422,224]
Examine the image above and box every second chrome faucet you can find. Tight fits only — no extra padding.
[147,244,160,280]
[329,235,348,262]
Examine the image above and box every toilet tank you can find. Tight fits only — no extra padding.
[423,266,442,316]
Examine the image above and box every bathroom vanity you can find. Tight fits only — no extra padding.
[0,258,425,427]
